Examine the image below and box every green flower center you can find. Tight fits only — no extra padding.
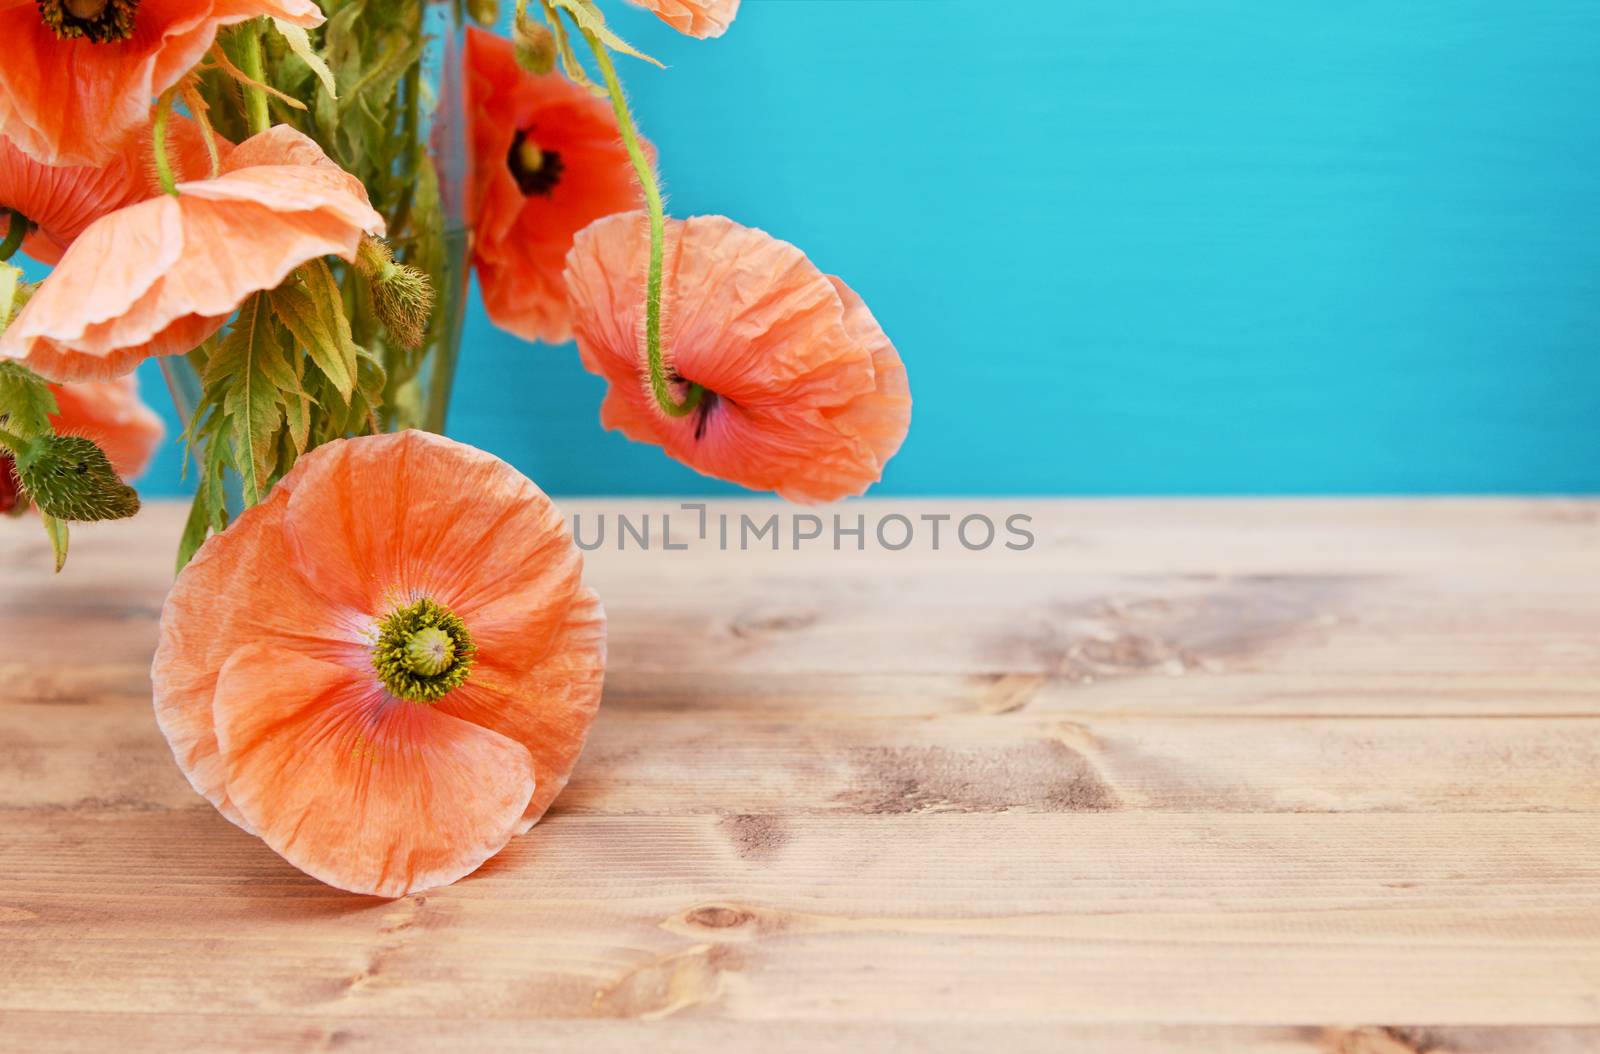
[36,0,139,43]
[371,597,475,702]
[507,129,564,197]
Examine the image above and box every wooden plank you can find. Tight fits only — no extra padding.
[7,506,1600,673]
[8,696,1600,816]
[2,1017,1596,1054]
[5,1019,1600,1054]
[3,812,1599,1024]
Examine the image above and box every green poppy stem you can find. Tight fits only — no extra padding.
[151,89,180,197]
[236,23,272,136]
[0,209,26,262]
[581,29,703,419]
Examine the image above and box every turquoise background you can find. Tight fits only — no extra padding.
[126,1,1600,495]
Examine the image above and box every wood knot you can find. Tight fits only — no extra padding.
[683,904,753,930]
[730,608,818,639]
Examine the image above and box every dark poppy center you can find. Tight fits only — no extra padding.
[507,130,564,197]
[36,0,139,43]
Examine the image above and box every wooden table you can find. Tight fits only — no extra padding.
[2,499,1598,1052]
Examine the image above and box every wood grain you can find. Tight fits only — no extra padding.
[2,500,1598,1051]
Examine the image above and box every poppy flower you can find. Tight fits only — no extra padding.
[0,0,323,167]
[563,211,911,503]
[466,25,646,344]
[152,429,606,897]
[0,116,219,265]
[625,0,738,39]
[1,375,163,514]
[0,125,382,383]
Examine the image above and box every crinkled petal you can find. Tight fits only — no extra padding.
[624,0,739,38]
[1,127,379,382]
[213,643,535,898]
[436,588,606,830]
[0,114,218,264]
[824,276,911,471]
[153,483,368,831]
[281,430,587,672]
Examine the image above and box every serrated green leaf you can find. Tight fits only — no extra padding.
[0,360,59,439]
[340,347,388,434]
[272,17,337,100]
[212,295,286,505]
[270,264,358,401]
[282,366,313,453]
[39,512,68,573]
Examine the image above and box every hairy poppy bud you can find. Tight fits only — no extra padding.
[13,434,140,522]
[355,237,436,351]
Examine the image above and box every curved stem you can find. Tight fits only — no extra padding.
[0,209,25,262]
[582,29,703,418]
[151,89,180,196]
[236,23,272,136]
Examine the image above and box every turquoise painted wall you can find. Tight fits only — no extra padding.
[126,1,1600,495]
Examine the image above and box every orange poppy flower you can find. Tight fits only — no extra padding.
[563,212,911,503]
[0,125,382,383]
[466,25,645,344]
[152,429,606,897]
[1,116,219,264]
[625,0,738,38]
[0,0,322,167]
[0,374,162,513]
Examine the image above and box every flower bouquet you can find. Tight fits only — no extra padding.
[0,0,909,895]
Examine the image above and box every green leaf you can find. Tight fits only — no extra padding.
[339,32,422,116]
[270,262,358,401]
[345,347,388,434]
[211,294,287,505]
[0,360,58,439]
[550,0,663,69]
[272,17,337,100]
[175,457,230,573]
[176,485,211,573]
[282,378,313,454]
[39,513,68,573]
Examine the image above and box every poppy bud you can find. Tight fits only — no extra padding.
[514,14,557,76]
[13,434,140,522]
[465,0,498,25]
[356,237,436,351]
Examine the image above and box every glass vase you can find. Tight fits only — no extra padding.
[162,0,470,507]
